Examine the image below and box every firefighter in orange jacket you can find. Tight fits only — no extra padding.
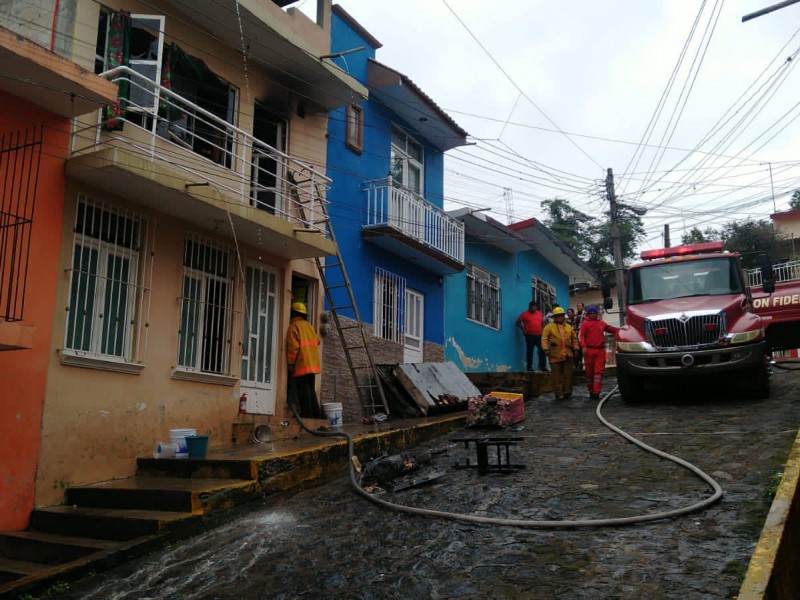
[579,305,619,400]
[541,307,579,400]
[286,302,322,419]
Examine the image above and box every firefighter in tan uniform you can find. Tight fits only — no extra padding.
[541,306,579,400]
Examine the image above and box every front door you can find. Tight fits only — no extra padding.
[403,288,424,363]
[240,264,279,414]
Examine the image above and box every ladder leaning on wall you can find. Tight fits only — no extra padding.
[287,171,390,418]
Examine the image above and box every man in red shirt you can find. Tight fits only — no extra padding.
[516,301,547,372]
[579,305,619,399]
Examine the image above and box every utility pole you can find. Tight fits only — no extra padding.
[664,224,671,248]
[606,168,626,326]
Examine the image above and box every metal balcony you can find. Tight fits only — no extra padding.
[363,178,465,274]
[66,66,336,259]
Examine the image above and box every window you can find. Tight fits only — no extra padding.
[467,264,501,329]
[390,127,424,194]
[177,235,235,375]
[532,276,556,312]
[64,197,153,369]
[374,268,406,343]
[345,104,364,153]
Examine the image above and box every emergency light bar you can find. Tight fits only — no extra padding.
[640,241,724,261]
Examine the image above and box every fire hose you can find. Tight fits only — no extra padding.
[290,388,723,528]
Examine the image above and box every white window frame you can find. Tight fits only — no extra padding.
[467,263,501,330]
[174,235,237,384]
[390,126,424,195]
[62,196,153,374]
[373,267,406,343]
[241,262,279,388]
[532,276,557,312]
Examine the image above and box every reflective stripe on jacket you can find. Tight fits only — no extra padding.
[541,322,578,363]
[286,317,321,377]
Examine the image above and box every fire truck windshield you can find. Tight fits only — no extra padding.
[627,257,744,305]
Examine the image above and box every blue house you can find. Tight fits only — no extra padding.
[444,211,596,373]
[321,5,469,414]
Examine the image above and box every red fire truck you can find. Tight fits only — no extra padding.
[604,241,776,402]
[749,259,800,357]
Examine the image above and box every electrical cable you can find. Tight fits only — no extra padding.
[290,386,724,529]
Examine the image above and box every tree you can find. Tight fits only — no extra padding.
[680,226,720,245]
[719,218,783,268]
[790,190,800,211]
[540,198,646,276]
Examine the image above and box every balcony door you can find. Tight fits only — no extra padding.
[251,102,288,216]
[390,127,424,195]
[403,288,424,364]
[240,264,279,414]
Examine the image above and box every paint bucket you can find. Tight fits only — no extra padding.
[153,441,178,459]
[169,428,197,459]
[322,402,343,428]
[185,435,209,459]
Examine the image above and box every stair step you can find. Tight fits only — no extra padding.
[66,477,254,513]
[0,557,47,576]
[0,530,120,564]
[136,457,257,480]
[30,506,199,541]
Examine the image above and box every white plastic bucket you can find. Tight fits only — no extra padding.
[153,441,178,459]
[322,403,343,428]
[169,428,196,458]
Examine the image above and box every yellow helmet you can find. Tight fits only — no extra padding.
[551,307,565,316]
[291,301,307,315]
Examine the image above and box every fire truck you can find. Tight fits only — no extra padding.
[603,241,776,402]
[748,258,800,357]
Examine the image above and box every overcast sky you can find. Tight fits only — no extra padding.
[300,1,800,251]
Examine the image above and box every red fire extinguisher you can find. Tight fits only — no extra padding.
[239,393,248,414]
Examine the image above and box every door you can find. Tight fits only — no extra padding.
[128,15,165,115]
[251,103,288,216]
[404,288,424,363]
[240,264,279,414]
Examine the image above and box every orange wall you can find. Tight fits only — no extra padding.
[0,92,69,530]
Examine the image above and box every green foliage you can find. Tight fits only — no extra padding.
[790,189,800,210]
[680,226,720,245]
[720,218,783,269]
[541,198,645,276]
[764,470,783,503]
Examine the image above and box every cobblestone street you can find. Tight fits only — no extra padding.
[66,367,800,599]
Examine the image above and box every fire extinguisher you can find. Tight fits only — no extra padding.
[239,393,248,414]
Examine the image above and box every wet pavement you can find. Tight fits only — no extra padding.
[65,366,800,599]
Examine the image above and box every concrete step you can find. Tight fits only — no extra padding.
[137,457,257,480]
[0,557,43,585]
[66,477,259,513]
[0,530,119,564]
[29,506,200,541]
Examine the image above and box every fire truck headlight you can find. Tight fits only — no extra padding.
[617,341,646,352]
[727,328,763,345]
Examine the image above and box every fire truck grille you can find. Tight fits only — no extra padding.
[645,313,726,349]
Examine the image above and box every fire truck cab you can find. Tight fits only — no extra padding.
[606,241,774,403]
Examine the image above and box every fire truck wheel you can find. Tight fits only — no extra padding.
[616,372,645,403]
[741,366,770,400]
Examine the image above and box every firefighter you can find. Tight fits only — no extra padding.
[541,307,579,400]
[286,302,322,419]
[579,305,619,400]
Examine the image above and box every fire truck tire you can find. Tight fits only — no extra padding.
[616,372,645,403]
[741,366,770,399]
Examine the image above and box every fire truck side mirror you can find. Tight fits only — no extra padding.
[600,273,613,309]
[758,254,775,294]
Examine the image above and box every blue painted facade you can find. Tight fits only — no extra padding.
[325,11,453,347]
[444,234,572,373]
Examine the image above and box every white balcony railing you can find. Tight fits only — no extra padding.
[364,177,464,264]
[71,66,330,235]
[748,259,800,286]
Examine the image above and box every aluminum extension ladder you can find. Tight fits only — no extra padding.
[287,172,390,418]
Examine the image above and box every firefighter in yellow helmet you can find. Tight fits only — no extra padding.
[286,301,322,419]
[541,306,579,400]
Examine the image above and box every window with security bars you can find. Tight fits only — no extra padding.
[64,196,153,362]
[467,263,501,329]
[177,235,235,374]
[374,268,405,343]
[532,276,556,312]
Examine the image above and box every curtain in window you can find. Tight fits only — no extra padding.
[103,11,131,131]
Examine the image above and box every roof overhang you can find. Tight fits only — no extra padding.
[368,59,468,151]
[449,208,530,254]
[0,26,118,117]
[509,218,597,284]
[161,0,367,110]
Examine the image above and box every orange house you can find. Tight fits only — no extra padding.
[0,26,117,530]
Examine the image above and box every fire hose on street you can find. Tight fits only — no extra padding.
[290,388,724,529]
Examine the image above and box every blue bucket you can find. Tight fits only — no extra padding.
[185,435,209,459]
